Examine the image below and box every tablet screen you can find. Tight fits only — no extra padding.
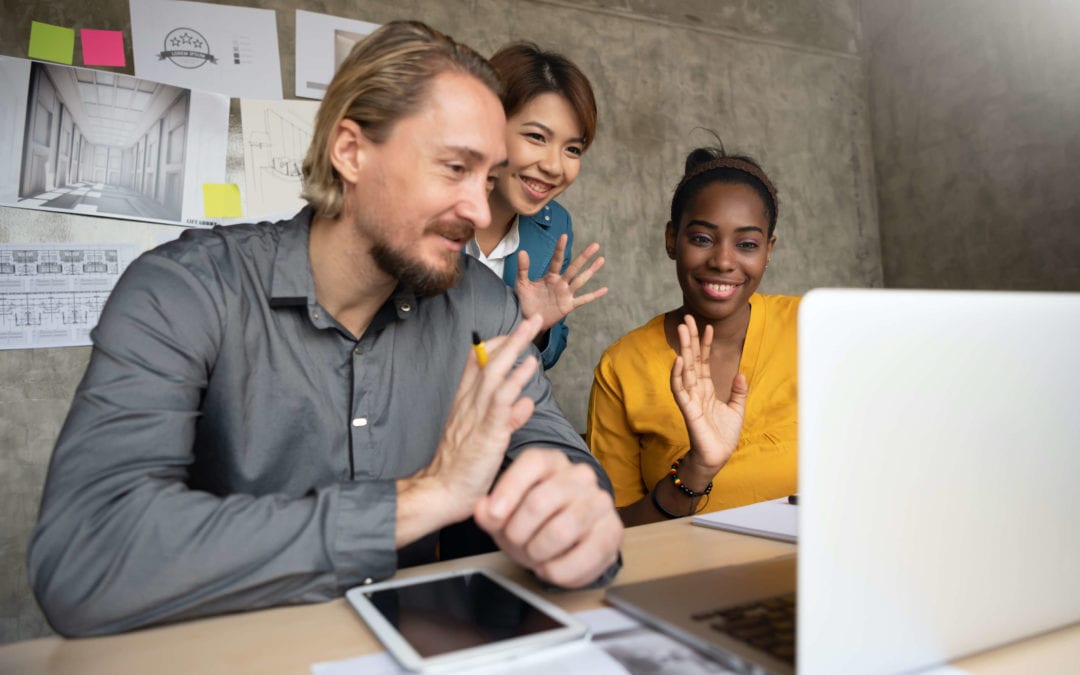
[361,571,565,657]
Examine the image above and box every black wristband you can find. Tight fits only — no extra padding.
[650,487,683,519]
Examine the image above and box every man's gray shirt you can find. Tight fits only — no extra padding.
[28,207,611,636]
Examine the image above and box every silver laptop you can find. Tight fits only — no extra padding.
[607,289,1080,674]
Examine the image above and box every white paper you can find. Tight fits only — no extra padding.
[0,242,138,350]
[130,0,282,99]
[240,98,319,220]
[311,641,625,675]
[589,613,739,674]
[294,10,380,100]
[0,56,229,228]
[691,497,799,543]
[310,607,737,675]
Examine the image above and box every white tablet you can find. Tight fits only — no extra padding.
[345,567,589,672]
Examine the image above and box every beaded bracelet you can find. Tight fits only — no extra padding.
[669,458,713,498]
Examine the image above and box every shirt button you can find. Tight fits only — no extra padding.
[353,345,364,355]
[311,310,319,320]
[363,578,374,585]
[399,302,412,313]
[352,418,367,427]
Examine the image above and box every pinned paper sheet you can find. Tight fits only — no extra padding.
[240,98,319,220]
[28,21,75,64]
[81,29,126,67]
[131,0,283,99]
[295,10,380,99]
[203,184,242,218]
[0,242,139,350]
[1,55,229,227]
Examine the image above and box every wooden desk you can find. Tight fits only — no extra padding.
[1,519,1076,674]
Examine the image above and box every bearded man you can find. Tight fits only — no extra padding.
[28,20,622,637]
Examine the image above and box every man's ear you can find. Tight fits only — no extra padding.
[665,221,677,260]
[328,119,368,186]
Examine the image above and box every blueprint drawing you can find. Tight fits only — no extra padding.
[0,242,138,349]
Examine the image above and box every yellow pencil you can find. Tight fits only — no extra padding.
[471,331,488,368]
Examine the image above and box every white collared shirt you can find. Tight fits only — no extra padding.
[465,217,521,279]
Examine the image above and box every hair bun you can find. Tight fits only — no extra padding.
[684,147,724,174]
[670,146,779,234]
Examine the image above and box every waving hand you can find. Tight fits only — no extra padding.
[670,315,748,478]
[515,234,607,331]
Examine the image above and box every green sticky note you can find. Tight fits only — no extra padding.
[29,21,76,65]
[203,184,243,218]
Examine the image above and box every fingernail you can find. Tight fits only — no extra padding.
[489,496,507,518]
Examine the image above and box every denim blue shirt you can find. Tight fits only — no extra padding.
[501,200,575,370]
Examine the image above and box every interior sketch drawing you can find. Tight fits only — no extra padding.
[17,62,191,222]
[249,108,308,179]
[240,99,318,219]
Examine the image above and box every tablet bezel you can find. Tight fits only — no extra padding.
[345,567,589,673]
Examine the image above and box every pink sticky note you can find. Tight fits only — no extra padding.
[81,29,125,67]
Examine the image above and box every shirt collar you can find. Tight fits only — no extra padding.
[466,216,521,262]
[267,205,419,330]
[533,203,553,229]
[268,206,317,307]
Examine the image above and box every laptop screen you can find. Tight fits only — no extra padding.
[798,288,1080,674]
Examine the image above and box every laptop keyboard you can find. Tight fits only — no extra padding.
[691,593,796,665]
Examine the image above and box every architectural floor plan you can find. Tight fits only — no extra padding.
[0,243,138,349]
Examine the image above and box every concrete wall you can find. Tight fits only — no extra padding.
[864,0,1080,290]
[0,0,878,642]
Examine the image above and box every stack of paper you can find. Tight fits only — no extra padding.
[691,497,798,543]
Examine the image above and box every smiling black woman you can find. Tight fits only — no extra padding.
[587,146,800,526]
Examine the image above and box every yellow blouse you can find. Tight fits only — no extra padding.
[587,293,800,512]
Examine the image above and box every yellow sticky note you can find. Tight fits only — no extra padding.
[203,184,242,218]
[29,21,76,65]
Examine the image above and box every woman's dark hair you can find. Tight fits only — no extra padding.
[669,146,779,236]
[489,42,597,150]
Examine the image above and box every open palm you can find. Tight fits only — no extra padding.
[516,234,607,330]
[670,315,748,474]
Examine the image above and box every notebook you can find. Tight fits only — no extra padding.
[607,288,1080,675]
[691,497,798,543]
